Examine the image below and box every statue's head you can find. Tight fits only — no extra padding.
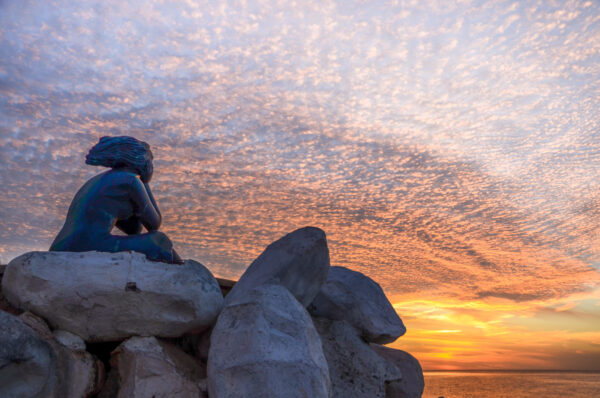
[86,136,154,182]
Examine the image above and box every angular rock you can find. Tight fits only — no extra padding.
[107,336,206,398]
[208,284,331,398]
[57,345,103,398]
[225,227,330,307]
[0,310,56,398]
[1,310,102,398]
[309,266,406,344]
[313,317,402,398]
[20,311,103,398]
[2,251,224,341]
[371,345,424,398]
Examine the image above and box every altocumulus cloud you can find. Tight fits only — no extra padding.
[1,0,599,310]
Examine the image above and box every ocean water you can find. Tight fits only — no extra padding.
[423,371,600,398]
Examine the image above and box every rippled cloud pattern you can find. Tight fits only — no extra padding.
[1,0,599,369]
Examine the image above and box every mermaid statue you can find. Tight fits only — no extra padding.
[50,136,183,264]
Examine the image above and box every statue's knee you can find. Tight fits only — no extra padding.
[149,231,172,247]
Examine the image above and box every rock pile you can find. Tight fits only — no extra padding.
[0,227,424,398]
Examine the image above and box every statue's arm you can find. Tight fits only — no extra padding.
[143,182,162,220]
[129,177,162,231]
[115,216,143,235]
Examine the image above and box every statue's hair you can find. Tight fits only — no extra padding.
[85,136,152,174]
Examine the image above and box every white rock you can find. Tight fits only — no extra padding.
[2,251,224,341]
[19,311,103,398]
[58,347,102,398]
[371,345,424,398]
[108,336,206,398]
[0,310,56,398]
[225,227,330,307]
[54,329,86,351]
[313,317,402,398]
[208,284,331,398]
[1,310,102,398]
[309,266,406,344]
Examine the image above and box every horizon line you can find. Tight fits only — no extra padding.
[423,369,600,373]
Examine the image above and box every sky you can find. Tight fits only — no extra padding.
[1,0,599,370]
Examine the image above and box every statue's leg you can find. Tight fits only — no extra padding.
[108,231,181,264]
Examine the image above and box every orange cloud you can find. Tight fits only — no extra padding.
[1,0,599,369]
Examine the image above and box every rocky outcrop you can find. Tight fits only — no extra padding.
[0,310,56,398]
[371,345,425,398]
[225,227,330,307]
[0,310,103,398]
[0,227,424,397]
[309,266,406,344]
[313,317,402,398]
[208,284,331,398]
[2,251,224,341]
[19,311,104,398]
[103,336,207,398]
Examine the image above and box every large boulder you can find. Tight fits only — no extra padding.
[371,345,424,398]
[309,266,406,344]
[0,310,103,398]
[208,284,331,398]
[313,317,402,398]
[2,251,224,342]
[0,310,56,397]
[103,336,207,398]
[225,227,330,307]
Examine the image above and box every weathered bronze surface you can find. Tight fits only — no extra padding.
[50,136,183,264]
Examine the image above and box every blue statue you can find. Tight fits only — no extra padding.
[50,136,183,264]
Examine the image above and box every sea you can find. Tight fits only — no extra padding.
[423,371,600,398]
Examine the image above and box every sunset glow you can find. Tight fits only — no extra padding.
[1,0,599,370]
